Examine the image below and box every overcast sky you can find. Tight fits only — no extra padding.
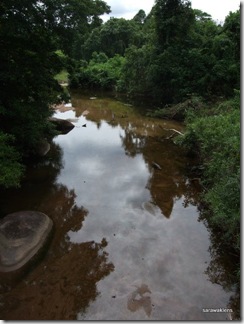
[101,0,241,23]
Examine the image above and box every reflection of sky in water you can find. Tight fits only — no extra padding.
[52,109,233,321]
[0,102,237,320]
[54,110,151,211]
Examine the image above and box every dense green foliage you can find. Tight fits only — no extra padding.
[178,92,240,254]
[154,0,195,49]
[71,2,239,106]
[81,17,146,59]
[0,0,109,187]
[0,132,24,188]
[70,52,125,90]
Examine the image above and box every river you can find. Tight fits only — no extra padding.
[0,91,238,320]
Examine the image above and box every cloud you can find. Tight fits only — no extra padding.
[191,0,240,22]
[102,0,155,21]
[102,0,240,23]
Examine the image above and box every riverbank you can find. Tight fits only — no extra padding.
[177,93,240,299]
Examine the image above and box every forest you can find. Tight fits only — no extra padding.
[0,0,240,283]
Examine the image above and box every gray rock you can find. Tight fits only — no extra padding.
[49,117,75,134]
[0,211,53,272]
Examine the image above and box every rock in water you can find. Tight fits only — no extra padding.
[0,211,53,272]
[49,117,75,134]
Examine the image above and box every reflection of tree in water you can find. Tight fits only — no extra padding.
[199,214,240,320]
[119,118,240,317]
[53,96,239,319]
[0,142,64,216]
[120,129,146,158]
[119,124,201,218]
[0,141,114,320]
[71,96,202,219]
[1,238,114,320]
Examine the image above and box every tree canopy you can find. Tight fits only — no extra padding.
[71,1,239,105]
[0,0,110,187]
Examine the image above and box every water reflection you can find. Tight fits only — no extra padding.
[199,213,240,320]
[0,239,114,320]
[119,129,186,217]
[0,140,114,320]
[127,284,152,317]
[64,95,196,219]
[0,92,239,320]
[0,142,63,216]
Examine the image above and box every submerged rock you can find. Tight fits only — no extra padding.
[49,117,75,134]
[0,211,53,272]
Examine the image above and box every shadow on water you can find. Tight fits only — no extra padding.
[0,91,240,320]
[0,141,114,320]
[198,211,240,320]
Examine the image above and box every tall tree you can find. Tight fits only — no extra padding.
[0,0,109,187]
[132,9,146,24]
[81,17,145,60]
[154,0,194,49]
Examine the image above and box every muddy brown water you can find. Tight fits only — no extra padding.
[0,92,238,320]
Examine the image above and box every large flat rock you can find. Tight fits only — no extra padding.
[0,211,53,272]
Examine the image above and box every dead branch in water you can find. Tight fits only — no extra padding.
[163,128,184,136]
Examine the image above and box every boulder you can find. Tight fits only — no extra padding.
[49,117,75,134]
[0,211,53,272]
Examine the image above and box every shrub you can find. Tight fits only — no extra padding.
[179,94,240,252]
[70,52,125,90]
[0,132,24,188]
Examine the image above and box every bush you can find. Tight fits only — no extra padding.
[70,52,125,90]
[0,132,24,188]
[179,93,240,252]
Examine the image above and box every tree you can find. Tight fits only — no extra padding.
[121,45,155,96]
[81,17,146,60]
[154,0,194,49]
[132,9,146,24]
[223,8,240,61]
[0,0,109,187]
[69,52,126,90]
